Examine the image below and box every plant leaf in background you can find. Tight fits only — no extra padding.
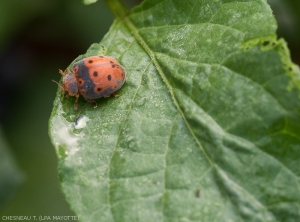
[0,126,23,208]
[49,0,300,221]
[81,0,98,5]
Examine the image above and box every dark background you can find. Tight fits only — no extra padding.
[0,0,299,219]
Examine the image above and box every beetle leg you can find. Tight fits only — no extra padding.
[85,99,97,108]
[93,101,97,108]
[104,93,119,99]
[58,69,65,76]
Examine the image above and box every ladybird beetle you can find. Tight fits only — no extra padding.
[53,56,126,110]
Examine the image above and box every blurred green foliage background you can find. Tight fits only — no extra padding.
[0,0,299,220]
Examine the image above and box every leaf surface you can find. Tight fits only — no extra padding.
[49,0,300,221]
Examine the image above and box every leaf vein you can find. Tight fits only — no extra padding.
[136,22,243,35]
[162,114,180,222]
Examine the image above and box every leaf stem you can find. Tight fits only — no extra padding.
[104,0,129,19]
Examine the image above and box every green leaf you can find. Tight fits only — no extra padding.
[49,0,300,221]
[81,0,98,5]
[0,126,23,208]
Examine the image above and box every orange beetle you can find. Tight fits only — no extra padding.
[54,56,126,110]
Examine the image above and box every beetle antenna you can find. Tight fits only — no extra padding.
[52,80,63,90]
[52,80,66,99]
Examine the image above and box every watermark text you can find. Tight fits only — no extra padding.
[1,216,79,221]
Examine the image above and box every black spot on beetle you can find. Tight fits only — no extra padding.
[107,75,112,81]
[97,88,102,92]
[88,60,93,64]
[93,71,98,77]
[110,61,115,68]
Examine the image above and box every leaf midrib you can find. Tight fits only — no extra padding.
[120,16,219,167]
